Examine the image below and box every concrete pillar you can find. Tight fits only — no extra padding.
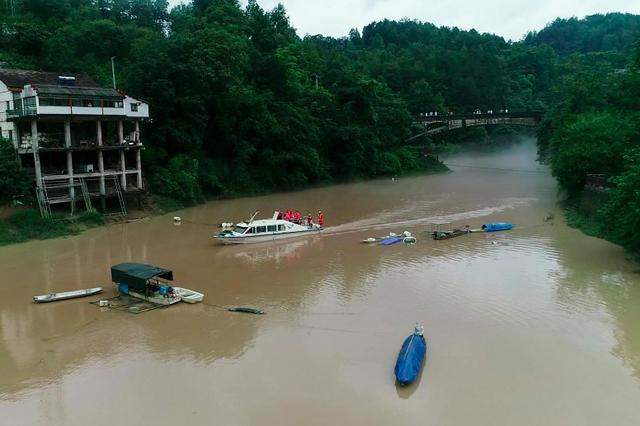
[96,121,105,195]
[120,150,127,189]
[118,120,126,189]
[136,148,142,189]
[64,121,74,198]
[134,120,140,144]
[117,120,124,145]
[31,119,42,188]
[11,123,18,148]
[96,120,103,146]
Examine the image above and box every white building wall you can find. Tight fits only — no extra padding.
[124,96,149,119]
[0,81,17,146]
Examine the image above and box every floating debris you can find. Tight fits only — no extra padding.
[228,307,266,315]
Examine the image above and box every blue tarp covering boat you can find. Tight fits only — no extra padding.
[482,222,514,232]
[394,325,427,386]
[380,236,404,246]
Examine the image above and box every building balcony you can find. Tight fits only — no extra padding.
[7,107,37,119]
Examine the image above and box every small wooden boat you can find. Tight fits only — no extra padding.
[33,287,102,303]
[395,325,427,386]
[173,287,204,304]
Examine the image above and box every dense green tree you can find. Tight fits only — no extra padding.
[0,139,31,202]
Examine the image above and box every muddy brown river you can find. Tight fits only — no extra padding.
[1,139,639,426]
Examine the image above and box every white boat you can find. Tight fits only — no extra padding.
[215,211,322,245]
[33,287,102,303]
[174,287,204,304]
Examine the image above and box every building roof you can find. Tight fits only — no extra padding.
[0,68,101,90]
[111,263,174,291]
[37,85,121,99]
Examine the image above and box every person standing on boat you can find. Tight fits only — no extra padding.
[306,213,313,228]
[317,210,324,228]
[285,210,292,222]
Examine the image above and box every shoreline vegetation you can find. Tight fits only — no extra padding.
[0,3,638,251]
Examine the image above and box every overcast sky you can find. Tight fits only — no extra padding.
[169,0,640,41]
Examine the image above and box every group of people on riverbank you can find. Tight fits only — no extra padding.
[277,210,325,228]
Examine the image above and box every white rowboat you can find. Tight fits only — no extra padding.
[173,287,204,304]
[33,287,103,303]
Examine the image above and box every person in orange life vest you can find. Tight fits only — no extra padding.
[277,211,283,220]
[317,210,324,227]
[285,210,291,221]
[295,211,302,223]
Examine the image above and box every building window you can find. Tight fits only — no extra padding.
[5,101,10,110]
[8,130,13,142]
[130,103,138,112]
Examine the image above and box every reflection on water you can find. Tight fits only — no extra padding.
[1,138,640,426]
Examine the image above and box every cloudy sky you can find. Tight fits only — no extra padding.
[169,0,640,41]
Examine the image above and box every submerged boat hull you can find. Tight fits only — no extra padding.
[33,287,102,303]
[395,332,427,386]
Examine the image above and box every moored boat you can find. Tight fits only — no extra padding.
[394,325,427,386]
[111,263,181,306]
[173,287,204,304]
[216,211,322,245]
[33,287,102,303]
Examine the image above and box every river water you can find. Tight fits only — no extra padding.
[1,139,639,426]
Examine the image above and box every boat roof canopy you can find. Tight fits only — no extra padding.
[110,263,173,289]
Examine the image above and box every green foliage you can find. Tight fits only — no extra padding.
[599,153,640,251]
[549,112,637,191]
[0,138,31,202]
[0,210,105,246]
[525,13,640,55]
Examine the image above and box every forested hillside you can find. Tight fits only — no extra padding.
[0,0,557,204]
[525,13,640,55]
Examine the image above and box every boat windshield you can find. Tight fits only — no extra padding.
[233,226,248,234]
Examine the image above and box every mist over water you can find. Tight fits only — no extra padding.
[1,138,639,426]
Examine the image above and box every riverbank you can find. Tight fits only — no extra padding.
[0,155,447,247]
[0,210,105,246]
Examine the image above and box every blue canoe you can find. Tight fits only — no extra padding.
[380,236,404,246]
[482,222,514,232]
[394,325,427,386]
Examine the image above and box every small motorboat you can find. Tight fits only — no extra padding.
[33,287,102,303]
[482,222,514,232]
[395,325,427,386]
[173,287,204,304]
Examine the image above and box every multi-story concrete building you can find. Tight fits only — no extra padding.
[0,69,149,214]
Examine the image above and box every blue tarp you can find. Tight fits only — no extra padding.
[394,332,427,386]
[380,236,403,246]
[482,222,514,232]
